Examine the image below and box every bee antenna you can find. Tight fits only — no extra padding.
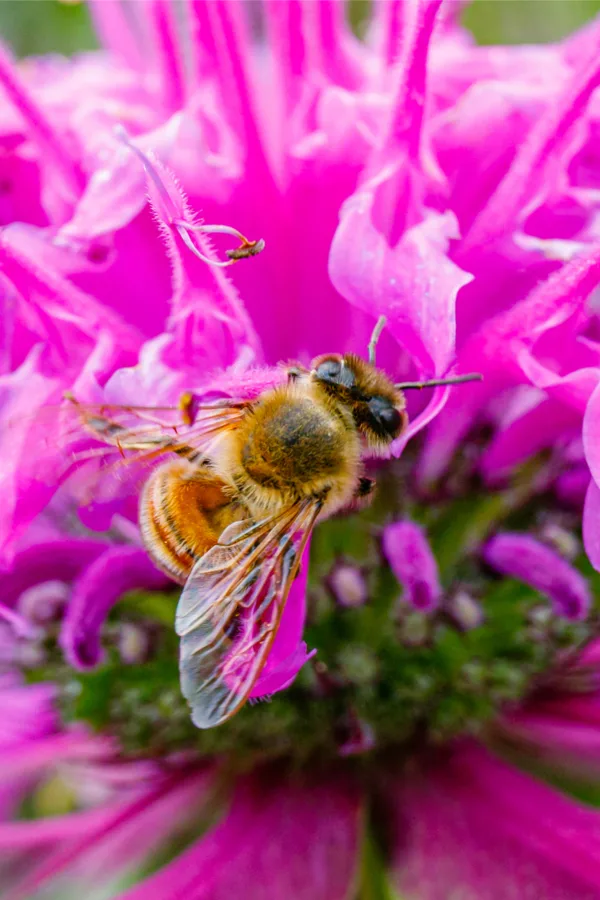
[368,316,387,366]
[395,373,483,390]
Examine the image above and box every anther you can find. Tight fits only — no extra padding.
[174,220,266,266]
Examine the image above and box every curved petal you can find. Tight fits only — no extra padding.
[330,203,471,377]
[3,769,213,900]
[481,397,581,483]
[1,538,110,606]
[116,773,362,900]
[502,708,600,779]
[583,380,600,488]
[583,478,600,571]
[392,742,600,900]
[60,547,169,669]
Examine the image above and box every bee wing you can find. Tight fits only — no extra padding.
[175,498,322,729]
[41,396,251,506]
[66,395,249,457]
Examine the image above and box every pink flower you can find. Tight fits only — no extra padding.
[3,1,600,897]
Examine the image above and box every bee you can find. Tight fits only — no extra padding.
[64,318,480,729]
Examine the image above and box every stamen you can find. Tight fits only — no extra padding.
[174,221,266,264]
[114,125,265,268]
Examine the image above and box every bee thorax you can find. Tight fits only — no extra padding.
[228,391,360,515]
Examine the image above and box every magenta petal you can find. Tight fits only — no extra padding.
[420,241,600,485]
[460,28,600,258]
[330,203,471,376]
[391,383,450,457]
[583,379,600,488]
[60,547,168,670]
[0,331,138,562]
[89,0,143,69]
[249,643,315,699]
[393,743,600,900]
[503,706,600,778]
[483,533,591,619]
[0,803,122,848]
[517,350,599,414]
[1,538,109,606]
[115,774,362,900]
[556,465,591,508]
[5,768,212,900]
[382,521,441,611]
[0,731,113,781]
[583,478,600,571]
[249,546,313,698]
[0,347,65,562]
[0,681,57,746]
[481,397,581,483]
[0,44,84,219]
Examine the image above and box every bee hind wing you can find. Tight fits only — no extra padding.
[175,499,321,729]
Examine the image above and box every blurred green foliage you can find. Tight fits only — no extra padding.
[0,0,97,57]
[463,0,600,45]
[1,0,600,59]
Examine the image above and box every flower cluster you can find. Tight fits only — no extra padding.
[3,0,600,897]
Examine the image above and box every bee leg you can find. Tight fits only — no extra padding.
[356,477,375,499]
[347,476,376,511]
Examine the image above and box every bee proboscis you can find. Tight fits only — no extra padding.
[59,324,481,729]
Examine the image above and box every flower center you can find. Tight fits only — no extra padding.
[22,451,597,768]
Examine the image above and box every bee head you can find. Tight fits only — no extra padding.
[311,353,407,452]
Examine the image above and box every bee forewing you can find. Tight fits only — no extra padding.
[10,394,250,511]
[176,500,321,729]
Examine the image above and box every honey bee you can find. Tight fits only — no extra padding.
[64,319,480,729]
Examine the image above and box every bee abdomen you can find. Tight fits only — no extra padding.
[139,461,233,584]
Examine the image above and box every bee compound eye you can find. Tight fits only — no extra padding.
[368,397,403,435]
[379,406,403,434]
[316,359,342,381]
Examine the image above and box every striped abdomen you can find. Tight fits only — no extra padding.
[140,460,242,584]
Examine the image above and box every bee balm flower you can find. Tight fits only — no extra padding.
[3,1,600,897]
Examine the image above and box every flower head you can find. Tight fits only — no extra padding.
[4,0,600,897]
